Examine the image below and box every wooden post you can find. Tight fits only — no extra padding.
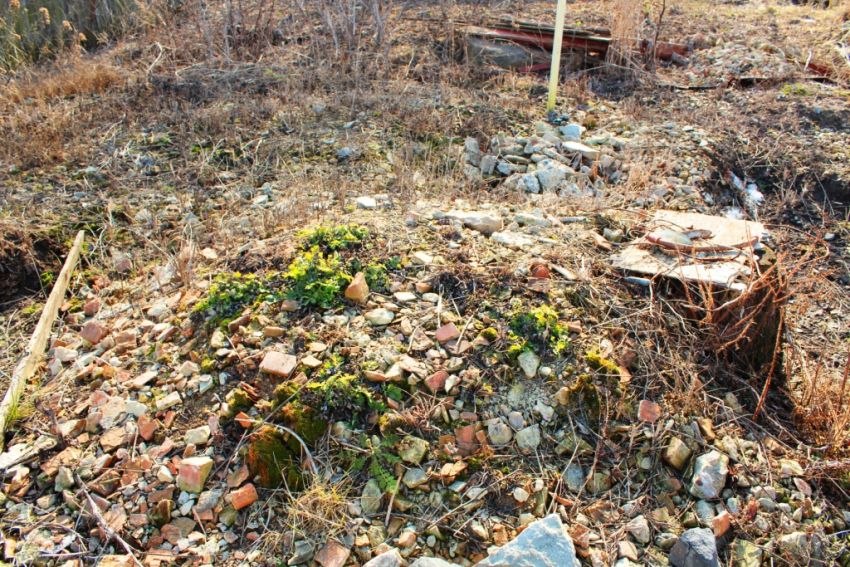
[546,0,568,112]
[0,231,84,450]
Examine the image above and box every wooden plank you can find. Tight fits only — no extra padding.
[0,230,85,450]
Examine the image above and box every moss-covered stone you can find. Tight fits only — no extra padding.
[245,426,301,488]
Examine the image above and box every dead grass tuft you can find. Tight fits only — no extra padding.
[2,60,125,105]
[281,476,350,539]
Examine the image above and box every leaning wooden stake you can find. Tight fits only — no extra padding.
[546,0,569,112]
[0,230,84,451]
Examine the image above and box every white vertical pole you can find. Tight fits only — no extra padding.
[547,0,568,112]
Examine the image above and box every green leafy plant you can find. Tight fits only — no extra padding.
[193,272,285,328]
[350,435,401,494]
[284,247,351,308]
[298,224,369,253]
[507,304,570,357]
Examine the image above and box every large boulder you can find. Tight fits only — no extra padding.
[476,514,578,567]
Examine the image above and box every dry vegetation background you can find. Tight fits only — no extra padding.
[1,0,850,555]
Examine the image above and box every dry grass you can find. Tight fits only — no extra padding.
[280,476,351,540]
[2,60,125,105]
[607,0,642,68]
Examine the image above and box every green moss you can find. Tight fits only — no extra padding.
[780,82,811,97]
[480,327,499,341]
[298,224,368,253]
[302,372,373,417]
[508,304,570,358]
[245,426,302,488]
[225,387,253,417]
[585,348,620,375]
[284,247,351,309]
[193,272,285,329]
[378,411,406,436]
[200,358,216,373]
[279,401,329,446]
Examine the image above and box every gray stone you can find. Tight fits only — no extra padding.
[476,513,577,567]
[777,532,824,563]
[668,528,719,567]
[361,479,383,515]
[365,308,395,326]
[356,196,378,209]
[491,231,535,249]
[487,421,513,446]
[410,558,462,567]
[445,210,503,236]
[626,515,651,544]
[398,436,429,465]
[402,468,429,489]
[515,425,541,454]
[564,463,584,493]
[480,155,498,176]
[54,466,75,492]
[689,451,729,500]
[561,141,600,160]
[464,137,482,166]
[515,212,552,228]
[559,123,583,141]
[364,548,404,567]
[288,540,315,565]
[517,350,540,378]
[732,539,762,567]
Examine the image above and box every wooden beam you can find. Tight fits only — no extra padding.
[0,230,85,450]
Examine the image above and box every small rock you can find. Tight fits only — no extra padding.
[410,251,433,265]
[345,272,370,303]
[435,323,460,343]
[638,399,661,423]
[663,436,693,471]
[561,141,600,160]
[626,515,651,544]
[185,425,211,446]
[513,487,530,503]
[402,468,429,489]
[668,528,719,567]
[230,483,258,510]
[289,540,315,565]
[363,548,404,567]
[492,231,535,249]
[515,425,541,454]
[689,451,729,500]
[517,350,540,378]
[477,513,578,567]
[445,210,503,236]
[177,456,214,494]
[365,308,395,326]
[361,479,383,515]
[731,539,762,567]
[487,421,513,446]
[54,466,75,492]
[559,123,583,141]
[398,436,429,465]
[315,540,351,567]
[156,391,181,410]
[80,321,108,344]
[356,196,378,209]
[260,351,297,378]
